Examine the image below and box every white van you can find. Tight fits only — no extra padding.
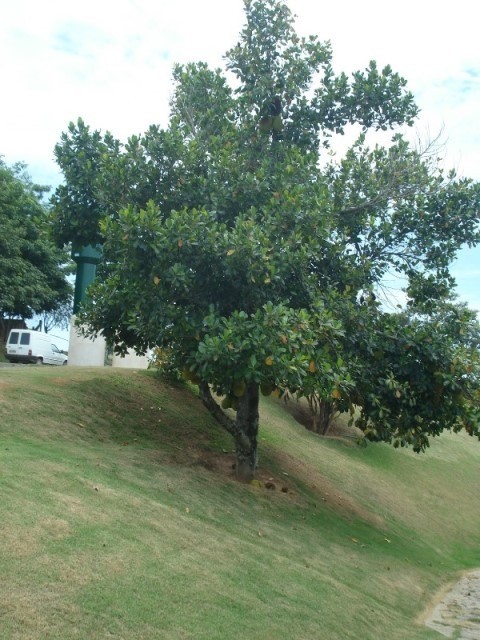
[5,329,68,365]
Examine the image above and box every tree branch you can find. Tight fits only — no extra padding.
[199,382,250,447]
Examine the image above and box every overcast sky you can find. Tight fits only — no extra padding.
[1,0,479,313]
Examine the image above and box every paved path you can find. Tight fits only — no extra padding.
[425,570,480,639]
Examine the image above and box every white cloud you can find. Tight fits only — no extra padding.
[2,0,478,177]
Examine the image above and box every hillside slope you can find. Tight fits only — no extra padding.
[1,366,479,639]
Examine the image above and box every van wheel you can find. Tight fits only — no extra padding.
[62,360,68,366]
[36,357,43,365]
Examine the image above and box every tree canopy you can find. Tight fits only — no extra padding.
[53,0,480,480]
[0,158,72,338]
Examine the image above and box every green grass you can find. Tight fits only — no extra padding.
[1,366,479,639]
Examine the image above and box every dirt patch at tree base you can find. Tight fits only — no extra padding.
[422,569,480,638]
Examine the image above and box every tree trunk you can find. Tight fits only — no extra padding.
[318,400,334,435]
[305,394,335,435]
[199,381,260,482]
[234,383,260,482]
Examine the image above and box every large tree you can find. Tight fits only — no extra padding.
[54,0,480,480]
[0,158,72,339]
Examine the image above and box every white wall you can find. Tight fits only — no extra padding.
[67,316,106,366]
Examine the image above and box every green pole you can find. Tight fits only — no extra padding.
[72,245,103,314]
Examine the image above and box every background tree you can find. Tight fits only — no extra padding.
[0,158,72,341]
[55,0,480,480]
[38,299,74,334]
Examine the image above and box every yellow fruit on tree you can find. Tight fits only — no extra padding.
[272,115,283,132]
[183,367,200,385]
[232,380,246,398]
[259,116,273,132]
[221,396,233,410]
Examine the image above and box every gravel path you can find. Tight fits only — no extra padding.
[424,570,480,639]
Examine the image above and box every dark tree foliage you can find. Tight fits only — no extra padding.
[53,0,480,480]
[0,158,72,337]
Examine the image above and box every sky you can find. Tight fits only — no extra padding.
[1,0,480,321]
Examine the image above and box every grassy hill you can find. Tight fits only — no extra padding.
[1,366,479,639]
